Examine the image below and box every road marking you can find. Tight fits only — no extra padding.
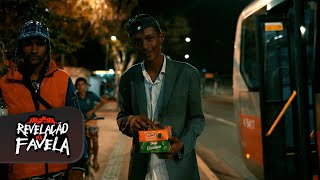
[197,154,220,180]
[204,113,236,127]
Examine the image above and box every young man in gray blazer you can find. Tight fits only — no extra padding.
[117,14,205,180]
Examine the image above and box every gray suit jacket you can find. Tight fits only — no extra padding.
[117,57,205,180]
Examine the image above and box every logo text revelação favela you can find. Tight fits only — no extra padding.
[15,115,70,157]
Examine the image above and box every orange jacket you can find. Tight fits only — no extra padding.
[0,60,69,179]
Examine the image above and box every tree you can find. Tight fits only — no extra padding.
[0,0,192,100]
[160,16,191,61]
[0,0,138,61]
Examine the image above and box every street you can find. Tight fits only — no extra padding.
[199,96,257,180]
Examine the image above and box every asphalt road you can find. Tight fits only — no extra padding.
[199,96,257,180]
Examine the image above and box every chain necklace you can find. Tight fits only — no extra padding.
[31,80,40,93]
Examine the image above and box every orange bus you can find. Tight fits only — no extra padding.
[233,0,320,179]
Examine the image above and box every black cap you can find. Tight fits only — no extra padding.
[17,20,51,72]
[18,20,50,40]
[127,14,161,37]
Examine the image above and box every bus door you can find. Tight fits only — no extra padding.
[255,2,318,179]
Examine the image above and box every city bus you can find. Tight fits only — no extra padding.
[233,0,320,179]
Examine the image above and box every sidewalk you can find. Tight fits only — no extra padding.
[86,101,132,180]
[88,100,218,180]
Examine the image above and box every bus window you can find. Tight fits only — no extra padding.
[234,0,319,179]
[240,9,265,91]
[263,22,290,101]
[304,2,315,83]
[304,2,316,143]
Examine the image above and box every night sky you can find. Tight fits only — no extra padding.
[76,0,252,74]
[135,0,252,74]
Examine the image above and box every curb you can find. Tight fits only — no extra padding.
[196,143,244,180]
[197,154,219,180]
[202,95,234,104]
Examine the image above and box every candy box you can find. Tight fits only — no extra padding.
[139,126,172,153]
[139,141,170,153]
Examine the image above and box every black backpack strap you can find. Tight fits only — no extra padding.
[22,80,52,110]
[22,75,52,176]
[22,73,52,176]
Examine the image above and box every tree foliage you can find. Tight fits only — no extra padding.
[160,16,191,61]
[0,0,191,72]
[0,0,138,57]
[0,0,192,100]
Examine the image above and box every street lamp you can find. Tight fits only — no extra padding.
[185,37,191,43]
[300,26,306,36]
[184,54,190,59]
[111,35,117,41]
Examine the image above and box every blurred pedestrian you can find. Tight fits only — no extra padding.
[0,42,14,78]
[0,41,8,116]
[0,41,7,77]
[0,20,88,179]
[117,14,205,179]
[75,77,107,172]
[0,40,8,180]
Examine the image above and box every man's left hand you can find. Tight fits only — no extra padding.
[157,136,184,159]
[67,169,84,180]
[86,110,94,119]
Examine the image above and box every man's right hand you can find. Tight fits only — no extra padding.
[127,115,158,133]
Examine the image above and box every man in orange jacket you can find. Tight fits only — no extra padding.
[0,20,88,179]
